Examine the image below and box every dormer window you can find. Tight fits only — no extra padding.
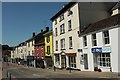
[59,14,64,22]
[67,9,73,16]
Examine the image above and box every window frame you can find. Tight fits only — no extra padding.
[103,30,110,45]
[60,38,65,50]
[69,56,76,68]
[92,33,97,46]
[60,24,65,34]
[59,14,64,22]
[46,34,50,43]
[83,36,87,47]
[47,46,50,55]
[55,28,58,36]
[68,20,72,31]
[67,9,73,16]
[97,53,111,67]
[55,19,57,25]
[55,40,58,51]
[69,36,73,49]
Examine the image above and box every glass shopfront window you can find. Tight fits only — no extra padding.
[55,54,60,65]
[68,56,76,68]
[97,53,111,67]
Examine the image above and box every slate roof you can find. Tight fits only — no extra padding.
[50,2,76,21]
[80,13,120,36]
[111,1,120,10]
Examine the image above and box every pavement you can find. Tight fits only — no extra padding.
[2,62,120,80]
[11,63,120,78]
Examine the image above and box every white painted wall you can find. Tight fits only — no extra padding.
[118,27,120,73]
[79,26,119,72]
[15,47,19,58]
[109,28,118,72]
[26,40,34,56]
[112,9,119,16]
[52,3,81,69]
[11,50,15,59]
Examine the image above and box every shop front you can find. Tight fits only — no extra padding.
[54,51,66,69]
[91,47,111,72]
[66,53,76,69]
[27,56,34,67]
[54,54,60,68]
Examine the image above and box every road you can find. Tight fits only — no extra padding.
[2,62,120,80]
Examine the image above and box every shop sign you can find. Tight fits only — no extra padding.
[91,48,102,53]
[102,47,111,53]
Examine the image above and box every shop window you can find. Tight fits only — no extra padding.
[103,30,110,45]
[97,53,111,67]
[68,56,76,68]
[92,33,97,46]
[55,54,60,65]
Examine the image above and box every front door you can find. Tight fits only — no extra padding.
[61,55,66,68]
[84,54,88,69]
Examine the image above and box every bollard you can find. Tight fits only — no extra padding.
[69,65,71,73]
[6,71,8,78]
[54,66,56,72]
[110,67,112,72]
[9,73,11,80]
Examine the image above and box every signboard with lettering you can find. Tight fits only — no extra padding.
[92,47,111,53]
[102,47,111,53]
[91,48,102,53]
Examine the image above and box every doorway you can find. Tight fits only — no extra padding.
[61,55,66,68]
[84,54,88,69]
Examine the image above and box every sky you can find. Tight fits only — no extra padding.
[2,2,67,47]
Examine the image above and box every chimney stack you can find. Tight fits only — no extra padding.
[33,32,35,37]
[46,27,49,31]
[41,29,43,32]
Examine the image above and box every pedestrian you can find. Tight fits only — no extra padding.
[43,60,47,68]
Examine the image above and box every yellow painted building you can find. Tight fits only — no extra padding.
[44,31,53,67]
